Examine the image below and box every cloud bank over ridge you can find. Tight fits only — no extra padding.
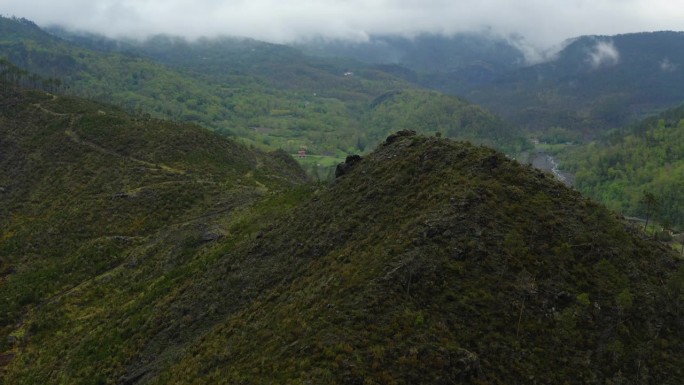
[3,0,684,54]
[588,39,621,68]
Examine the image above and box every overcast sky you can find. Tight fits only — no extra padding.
[3,0,683,50]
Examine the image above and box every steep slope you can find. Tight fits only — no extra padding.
[151,132,683,385]
[0,85,307,381]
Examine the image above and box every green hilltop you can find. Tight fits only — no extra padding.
[1,84,682,383]
[154,132,684,385]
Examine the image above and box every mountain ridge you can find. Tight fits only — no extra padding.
[2,88,682,382]
[464,31,684,132]
[153,131,684,384]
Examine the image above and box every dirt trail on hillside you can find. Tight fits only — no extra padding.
[32,100,186,175]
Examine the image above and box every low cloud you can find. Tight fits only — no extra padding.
[3,0,684,61]
[660,58,677,72]
[509,36,576,65]
[588,40,620,69]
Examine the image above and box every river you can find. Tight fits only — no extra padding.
[531,152,575,187]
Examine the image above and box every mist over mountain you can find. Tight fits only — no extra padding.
[4,0,684,62]
[295,30,684,135]
[297,33,525,73]
[467,31,684,132]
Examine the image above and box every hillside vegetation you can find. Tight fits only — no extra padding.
[0,16,529,160]
[2,16,684,384]
[333,31,684,136]
[154,132,684,385]
[0,85,308,382]
[1,84,682,383]
[563,104,684,229]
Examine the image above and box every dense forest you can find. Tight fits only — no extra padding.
[296,32,525,84]
[0,57,63,91]
[563,104,684,229]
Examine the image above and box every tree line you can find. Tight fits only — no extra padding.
[0,57,64,92]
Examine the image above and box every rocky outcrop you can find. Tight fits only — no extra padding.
[335,154,363,178]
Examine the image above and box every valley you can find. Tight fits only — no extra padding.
[530,151,574,186]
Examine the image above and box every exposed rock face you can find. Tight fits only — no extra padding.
[201,231,224,243]
[384,129,417,145]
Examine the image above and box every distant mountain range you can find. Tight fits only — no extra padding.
[11,16,684,138]
[298,31,684,133]
[469,32,684,132]
[296,33,525,82]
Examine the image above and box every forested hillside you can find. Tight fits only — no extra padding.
[155,132,684,385]
[1,16,529,162]
[312,31,684,136]
[297,33,525,86]
[563,104,684,229]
